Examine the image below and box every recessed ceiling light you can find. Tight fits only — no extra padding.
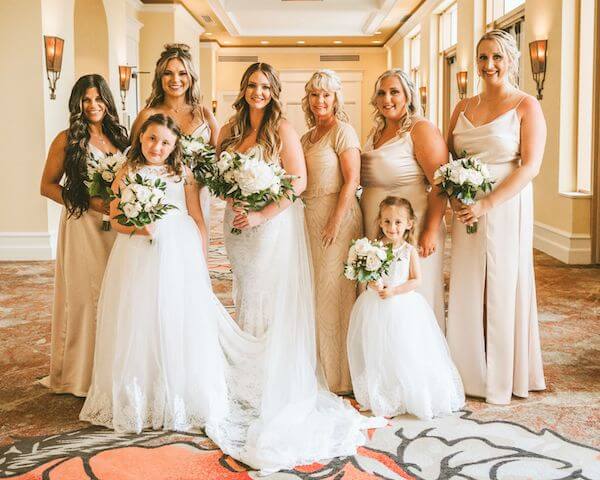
[375,31,382,35]
[205,32,213,36]
[223,40,231,45]
[333,40,343,44]
[297,40,305,44]
[260,40,269,45]
[372,40,382,44]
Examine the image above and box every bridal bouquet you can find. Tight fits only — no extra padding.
[113,172,177,242]
[180,134,216,183]
[344,237,395,284]
[85,152,128,230]
[433,153,494,234]
[208,150,297,234]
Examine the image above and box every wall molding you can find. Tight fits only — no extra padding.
[534,221,592,265]
[0,232,55,261]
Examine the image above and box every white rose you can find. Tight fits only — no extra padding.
[101,171,114,183]
[270,181,281,195]
[365,252,383,272]
[216,156,232,175]
[375,246,388,260]
[466,169,484,186]
[133,185,152,203]
[234,159,278,197]
[344,265,357,280]
[479,163,491,179]
[353,237,372,257]
[120,186,136,203]
[457,167,471,185]
[123,202,142,218]
[219,151,233,163]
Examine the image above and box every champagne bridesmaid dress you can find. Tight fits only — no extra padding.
[44,144,117,396]
[301,121,362,393]
[360,127,446,330]
[446,97,546,405]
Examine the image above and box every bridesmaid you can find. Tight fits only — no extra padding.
[131,43,218,232]
[360,69,448,329]
[446,30,546,404]
[40,74,129,396]
[300,69,361,394]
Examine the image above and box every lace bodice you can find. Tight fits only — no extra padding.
[381,243,412,288]
[361,134,427,188]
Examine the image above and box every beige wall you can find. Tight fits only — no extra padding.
[74,0,109,80]
[214,48,388,143]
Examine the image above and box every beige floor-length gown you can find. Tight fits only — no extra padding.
[301,121,362,393]
[360,129,446,330]
[446,102,546,405]
[44,144,117,396]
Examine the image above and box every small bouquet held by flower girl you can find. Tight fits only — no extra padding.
[433,153,494,234]
[207,150,297,234]
[113,172,177,242]
[180,134,216,184]
[86,152,128,230]
[344,237,395,284]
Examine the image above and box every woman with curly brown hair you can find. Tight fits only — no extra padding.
[40,74,129,396]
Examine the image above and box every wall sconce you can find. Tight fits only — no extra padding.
[419,86,427,114]
[456,71,468,99]
[118,65,133,110]
[43,36,64,100]
[529,39,547,100]
[212,99,217,114]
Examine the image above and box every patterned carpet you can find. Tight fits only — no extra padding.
[0,200,599,479]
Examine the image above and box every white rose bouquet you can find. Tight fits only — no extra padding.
[344,237,395,284]
[207,150,297,234]
[85,152,128,230]
[433,152,494,234]
[113,172,177,242]
[180,134,216,185]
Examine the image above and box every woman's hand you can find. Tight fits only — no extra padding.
[456,199,489,226]
[377,286,395,300]
[367,281,382,292]
[449,197,463,212]
[232,210,265,230]
[418,227,438,257]
[321,216,341,247]
[89,196,109,214]
[141,223,156,238]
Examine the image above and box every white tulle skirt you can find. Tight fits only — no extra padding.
[79,213,229,433]
[348,289,465,419]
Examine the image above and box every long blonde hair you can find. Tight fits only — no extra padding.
[302,69,349,128]
[476,30,521,88]
[145,43,203,118]
[370,69,420,144]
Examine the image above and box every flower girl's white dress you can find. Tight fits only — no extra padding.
[80,165,229,433]
[347,242,465,419]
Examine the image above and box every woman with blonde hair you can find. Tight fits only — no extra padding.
[446,29,546,404]
[208,62,382,473]
[360,69,448,329]
[131,43,218,233]
[300,69,362,394]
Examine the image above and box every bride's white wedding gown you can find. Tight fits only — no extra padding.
[207,144,383,474]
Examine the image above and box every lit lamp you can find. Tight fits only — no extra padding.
[456,71,468,99]
[529,39,547,100]
[419,86,427,114]
[43,36,64,100]
[118,65,133,110]
[212,99,217,114]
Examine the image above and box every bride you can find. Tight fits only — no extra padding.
[207,62,382,474]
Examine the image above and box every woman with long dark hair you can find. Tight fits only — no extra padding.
[40,74,129,396]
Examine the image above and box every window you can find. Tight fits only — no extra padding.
[409,33,421,88]
[486,0,524,24]
[439,3,457,52]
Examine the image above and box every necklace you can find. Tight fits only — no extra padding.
[91,131,106,145]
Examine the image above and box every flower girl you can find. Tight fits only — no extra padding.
[80,114,228,433]
[347,196,464,419]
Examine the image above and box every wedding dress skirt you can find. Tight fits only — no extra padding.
[208,200,383,474]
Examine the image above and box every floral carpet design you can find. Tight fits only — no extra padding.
[1,201,599,479]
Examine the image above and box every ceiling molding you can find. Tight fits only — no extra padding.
[362,0,397,35]
[126,0,145,10]
[213,46,387,55]
[384,0,437,48]
[140,4,177,13]
[207,0,241,36]
[174,4,204,36]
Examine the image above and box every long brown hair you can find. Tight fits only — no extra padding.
[377,196,417,245]
[63,74,129,218]
[127,114,183,178]
[145,43,203,118]
[220,62,283,159]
